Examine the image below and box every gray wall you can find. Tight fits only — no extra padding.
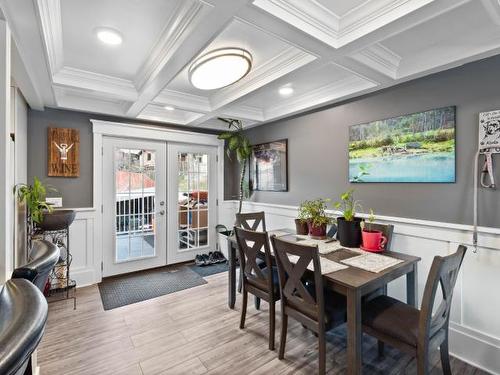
[28,108,217,208]
[236,55,500,228]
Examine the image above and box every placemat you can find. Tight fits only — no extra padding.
[341,253,403,273]
[287,255,348,274]
[296,238,360,255]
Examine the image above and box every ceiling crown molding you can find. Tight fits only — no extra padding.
[53,67,138,101]
[351,43,402,79]
[253,0,436,48]
[35,0,63,73]
[154,89,211,113]
[264,74,378,121]
[134,0,214,91]
[210,47,316,110]
[138,103,204,125]
[223,104,265,121]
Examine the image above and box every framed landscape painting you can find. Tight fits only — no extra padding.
[349,106,456,183]
[250,139,288,191]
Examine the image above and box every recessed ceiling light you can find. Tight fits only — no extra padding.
[279,86,294,96]
[164,105,175,111]
[95,27,123,46]
[189,47,252,90]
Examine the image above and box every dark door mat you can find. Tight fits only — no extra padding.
[188,262,229,277]
[98,266,207,310]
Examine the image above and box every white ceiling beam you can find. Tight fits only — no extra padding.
[125,0,252,118]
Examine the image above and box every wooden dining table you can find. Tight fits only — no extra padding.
[226,229,421,375]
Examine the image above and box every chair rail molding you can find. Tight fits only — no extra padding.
[219,199,500,374]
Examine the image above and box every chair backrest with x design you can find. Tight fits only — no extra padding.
[419,245,467,343]
[271,236,324,323]
[235,212,267,232]
[234,226,273,292]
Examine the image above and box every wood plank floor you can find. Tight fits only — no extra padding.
[38,271,487,375]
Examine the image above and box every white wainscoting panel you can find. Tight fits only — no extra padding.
[219,200,500,374]
[68,208,99,287]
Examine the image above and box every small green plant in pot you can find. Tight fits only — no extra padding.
[334,189,363,247]
[361,209,387,252]
[297,198,331,239]
[14,177,55,241]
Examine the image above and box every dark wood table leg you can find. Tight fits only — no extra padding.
[228,239,236,309]
[407,263,418,307]
[347,288,362,375]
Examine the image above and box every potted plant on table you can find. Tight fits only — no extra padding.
[361,209,387,252]
[297,198,331,239]
[334,189,363,247]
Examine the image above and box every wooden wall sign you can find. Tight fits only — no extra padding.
[48,127,80,177]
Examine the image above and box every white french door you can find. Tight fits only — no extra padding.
[102,137,167,277]
[167,144,217,264]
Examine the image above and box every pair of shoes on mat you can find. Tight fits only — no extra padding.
[195,251,226,266]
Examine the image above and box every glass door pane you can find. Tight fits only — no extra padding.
[115,148,156,262]
[177,152,209,251]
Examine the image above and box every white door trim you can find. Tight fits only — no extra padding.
[92,119,224,281]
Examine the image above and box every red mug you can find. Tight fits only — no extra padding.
[362,230,387,251]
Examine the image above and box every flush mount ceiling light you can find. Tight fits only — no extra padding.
[279,86,294,96]
[189,48,252,90]
[164,105,175,111]
[95,27,123,45]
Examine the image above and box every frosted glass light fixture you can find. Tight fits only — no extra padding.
[95,27,123,45]
[189,48,252,90]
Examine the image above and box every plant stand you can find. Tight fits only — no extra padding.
[41,227,77,309]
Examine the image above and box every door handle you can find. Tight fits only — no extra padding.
[156,209,165,216]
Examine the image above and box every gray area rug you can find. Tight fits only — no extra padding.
[98,266,207,310]
[189,262,229,277]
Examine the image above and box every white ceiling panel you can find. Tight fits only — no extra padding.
[3,0,500,129]
[60,0,178,80]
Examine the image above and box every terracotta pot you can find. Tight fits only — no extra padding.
[307,221,327,239]
[362,230,387,252]
[337,217,362,247]
[295,219,309,235]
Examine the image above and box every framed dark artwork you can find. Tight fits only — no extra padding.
[249,139,288,191]
[349,106,456,183]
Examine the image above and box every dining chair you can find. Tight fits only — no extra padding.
[271,236,347,375]
[235,211,267,232]
[234,226,280,350]
[235,211,268,309]
[362,245,467,375]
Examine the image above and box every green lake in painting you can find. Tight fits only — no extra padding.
[349,107,456,183]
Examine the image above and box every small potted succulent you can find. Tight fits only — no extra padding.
[361,209,387,252]
[297,198,332,239]
[334,189,362,247]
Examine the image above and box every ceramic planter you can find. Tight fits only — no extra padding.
[337,217,362,247]
[361,229,387,252]
[295,219,309,235]
[307,221,327,239]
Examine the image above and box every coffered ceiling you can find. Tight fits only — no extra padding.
[2,0,500,130]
